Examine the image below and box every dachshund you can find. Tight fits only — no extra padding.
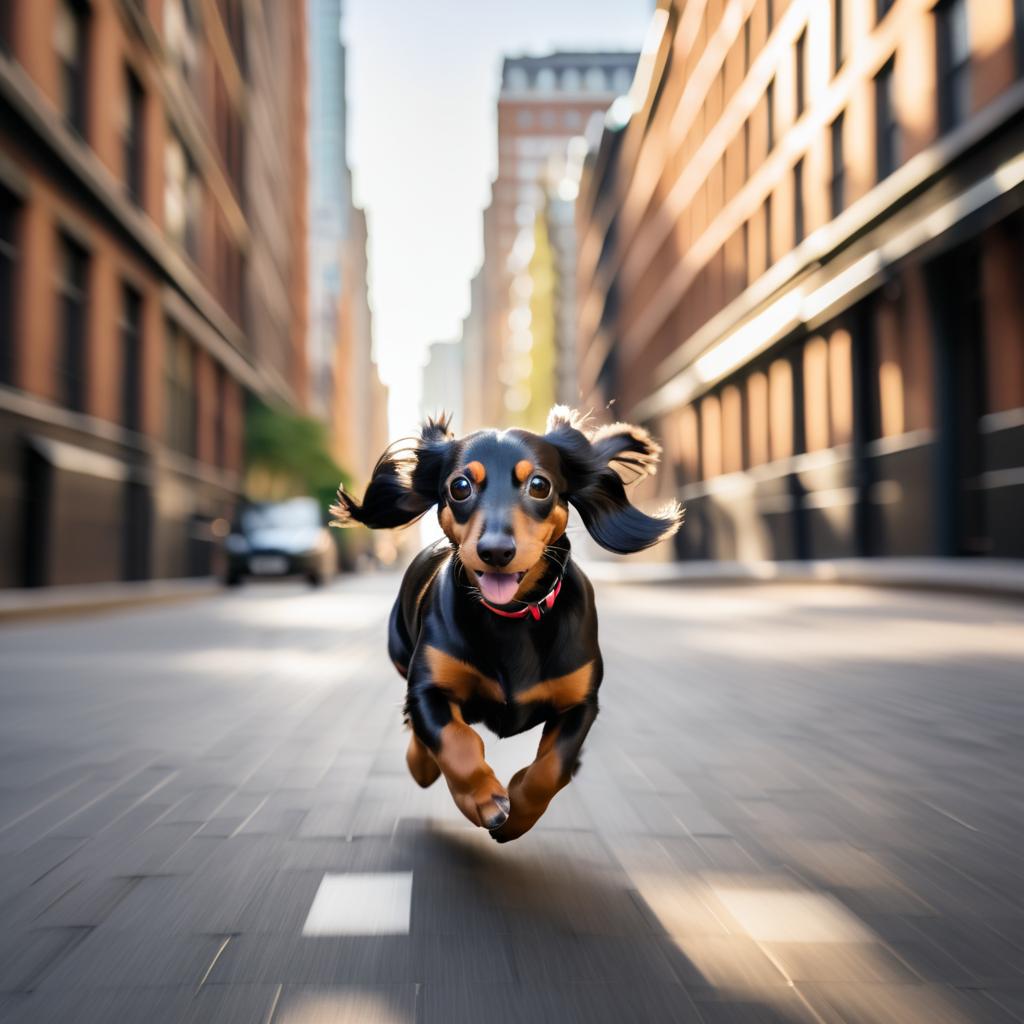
[330,407,683,842]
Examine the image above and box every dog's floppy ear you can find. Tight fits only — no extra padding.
[330,414,454,530]
[544,406,683,554]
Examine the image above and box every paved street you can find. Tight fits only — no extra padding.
[1,573,1023,1023]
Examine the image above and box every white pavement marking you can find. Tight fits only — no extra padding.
[302,872,413,936]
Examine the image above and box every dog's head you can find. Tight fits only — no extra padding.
[331,406,683,607]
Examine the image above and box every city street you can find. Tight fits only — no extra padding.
[1,573,1023,1023]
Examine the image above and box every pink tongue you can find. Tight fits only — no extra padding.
[478,572,519,605]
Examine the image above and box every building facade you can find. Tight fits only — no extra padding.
[577,0,1024,561]
[0,0,308,588]
[306,0,349,422]
[461,51,638,431]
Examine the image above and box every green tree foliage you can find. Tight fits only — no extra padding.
[244,402,351,519]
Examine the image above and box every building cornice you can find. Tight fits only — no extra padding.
[633,103,1024,422]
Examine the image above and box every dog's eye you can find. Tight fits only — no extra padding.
[448,476,472,502]
[527,475,551,499]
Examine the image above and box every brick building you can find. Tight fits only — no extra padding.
[461,51,637,430]
[0,0,308,588]
[577,0,1024,560]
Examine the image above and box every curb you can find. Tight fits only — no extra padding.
[0,578,222,624]
[579,558,1024,601]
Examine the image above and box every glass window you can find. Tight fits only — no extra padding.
[1016,0,1024,77]
[561,67,581,91]
[936,0,971,132]
[833,0,845,73]
[54,0,88,137]
[765,192,773,269]
[875,59,900,180]
[164,135,201,261]
[830,113,845,217]
[56,234,89,412]
[164,321,196,456]
[877,0,895,22]
[564,109,583,130]
[536,67,556,91]
[795,29,807,117]
[743,18,752,72]
[612,67,633,94]
[584,67,606,92]
[515,108,533,129]
[506,66,528,92]
[122,67,145,205]
[766,77,775,152]
[0,188,17,385]
[793,158,805,245]
[120,284,142,431]
[164,0,199,83]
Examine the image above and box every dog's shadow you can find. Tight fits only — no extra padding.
[404,824,814,1022]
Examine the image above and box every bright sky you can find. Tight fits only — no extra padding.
[343,0,653,436]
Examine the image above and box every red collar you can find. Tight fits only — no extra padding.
[480,577,562,621]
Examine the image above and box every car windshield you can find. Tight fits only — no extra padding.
[241,498,321,532]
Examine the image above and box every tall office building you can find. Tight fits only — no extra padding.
[0,0,308,587]
[577,0,1024,561]
[306,0,387,490]
[461,52,638,430]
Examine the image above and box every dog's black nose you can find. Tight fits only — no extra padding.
[478,535,516,568]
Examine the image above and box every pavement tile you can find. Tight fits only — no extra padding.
[797,982,1022,1024]
[274,984,416,1023]
[37,929,228,990]
[1,985,195,1024]
[418,982,702,1024]
[0,927,91,993]
[182,982,282,1023]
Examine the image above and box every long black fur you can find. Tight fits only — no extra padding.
[543,409,683,555]
[330,414,454,530]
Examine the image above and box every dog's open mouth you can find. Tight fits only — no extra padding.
[476,571,525,605]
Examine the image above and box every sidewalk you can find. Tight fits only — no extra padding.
[580,556,1024,600]
[0,576,221,623]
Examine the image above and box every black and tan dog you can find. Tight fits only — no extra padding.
[330,407,682,842]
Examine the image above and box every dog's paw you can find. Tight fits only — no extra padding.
[483,794,510,831]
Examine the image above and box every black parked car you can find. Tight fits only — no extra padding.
[224,497,337,586]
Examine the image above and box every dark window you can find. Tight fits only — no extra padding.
[0,2,12,53]
[766,77,775,152]
[793,158,805,245]
[830,113,846,217]
[877,0,895,21]
[833,0,845,73]
[164,322,196,456]
[742,219,750,287]
[875,59,900,180]
[795,29,807,117]
[743,17,751,72]
[54,0,88,137]
[743,118,751,179]
[213,363,226,468]
[120,284,142,431]
[0,188,17,385]
[123,67,145,205]
[936,0,971,132]
[1016,0,1024,76]
[56,234,89,412]
[766,0,774,33]
[765,192,773,269]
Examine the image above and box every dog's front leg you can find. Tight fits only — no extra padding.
[490,701,598,844]
[406,675,510,831]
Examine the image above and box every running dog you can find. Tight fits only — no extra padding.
[330,407,683,842]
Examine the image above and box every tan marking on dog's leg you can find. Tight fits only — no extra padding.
[406,731,441,788]
[434,708,509,829]
[491,723,568,842]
